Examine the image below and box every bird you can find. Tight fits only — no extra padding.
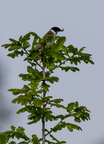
[36,27,63,50]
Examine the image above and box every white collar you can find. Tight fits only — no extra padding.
[50,29,56,36]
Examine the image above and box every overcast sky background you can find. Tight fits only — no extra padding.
[0,0,104,144]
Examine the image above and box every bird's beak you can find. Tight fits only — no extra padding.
[61,28,64,32]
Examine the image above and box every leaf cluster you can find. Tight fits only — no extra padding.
[2,32,94,71]
[0,126,40,144]
[1,31,94,143]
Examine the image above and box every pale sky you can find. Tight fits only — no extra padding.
[0,0,104,144]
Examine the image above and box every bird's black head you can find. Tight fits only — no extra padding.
[51,27,63,33]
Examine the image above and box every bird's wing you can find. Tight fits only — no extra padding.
[36,43,43,50]
[36,30,54,50]
[44,30,54,36]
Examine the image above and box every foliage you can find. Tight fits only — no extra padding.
[1,31,94,143]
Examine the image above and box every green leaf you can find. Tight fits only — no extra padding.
[44,76,59,83]
[18,35,23,42]
[41,82,50,91]
[8,141,16,144]
[11,125,16,131]
[17,107,27,114]
[21,33,31,42]
[27,106,42,124]
[55,37,66,49]
[53,115,63,121]
[0,133,7,144]
[12,94,32,106]
[50,102,65,109]
[22,85,30,91]
[61,66,79,72]
[47,63,56,70]
[79,47,85,52]
[2,43,12,48]
[22,41,30,49]
[7,50,24,58]
[74,106,90,122]
[70,57,81,65]
[52,122,66,132]
[9,88,25,95]
[66,102,79,113]
[27,66,35,73]
[4,126,29,142]
[9,38,18,43]
[33,99,43,107]
[50,98,63,103]
[67,45,78,54]
[67,123,82,132]
[43,96,53,102]
[31,134,40,144]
